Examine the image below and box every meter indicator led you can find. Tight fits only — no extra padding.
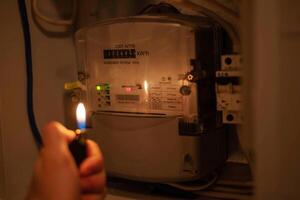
[96,84,110,91]
[125,87,132,92]
[96,85,102,91]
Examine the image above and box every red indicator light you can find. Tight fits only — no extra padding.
[125,87,132,92]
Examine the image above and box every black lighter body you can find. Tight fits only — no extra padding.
[69,133,87,167]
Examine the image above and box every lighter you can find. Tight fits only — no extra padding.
[69,130,87,166]
[69,102,87,167]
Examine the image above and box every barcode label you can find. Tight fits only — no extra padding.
[116,94,140,101]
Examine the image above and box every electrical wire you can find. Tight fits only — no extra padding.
[166,172,218,191]
[32,0,77,26]
[164,0,241,53]
[17,0,43,149]
[189,0,239,25]
[138,3,181,15]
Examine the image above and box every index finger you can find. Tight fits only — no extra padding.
[42,121,76,148]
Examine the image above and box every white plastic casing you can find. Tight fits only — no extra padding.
[77,19,198,119]
[216,54,242,124]
[221,54,242,70]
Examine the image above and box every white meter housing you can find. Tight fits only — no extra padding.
[76,16,227,182]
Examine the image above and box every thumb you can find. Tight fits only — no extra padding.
[42,121,75,149]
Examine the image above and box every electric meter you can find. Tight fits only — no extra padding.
[75,16,227,182]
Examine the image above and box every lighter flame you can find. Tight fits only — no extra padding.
[144,80,148,93]
[144,80,149,102]
[76,102,86,130]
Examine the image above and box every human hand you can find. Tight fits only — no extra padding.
[26,121,106,200]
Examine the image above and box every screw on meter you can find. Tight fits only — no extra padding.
[180,86,191,95]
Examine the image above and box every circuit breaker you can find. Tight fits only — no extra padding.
[216,54,243,124]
